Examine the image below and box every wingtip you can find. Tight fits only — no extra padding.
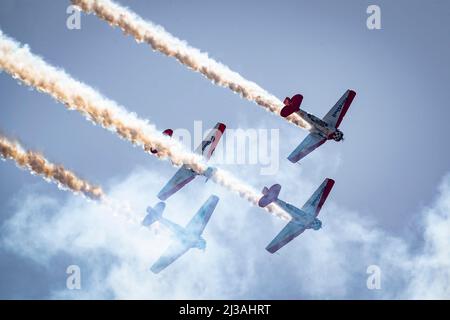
[209,194,220,203]
[157,193,167,201]
[150,266,161,274]
[265,246,276,254]
[216,123,226,133]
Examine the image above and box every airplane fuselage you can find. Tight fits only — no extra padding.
[275,199,321,230]
[297,110,344,141]
[159,218,206,250]
[177,232,206,250]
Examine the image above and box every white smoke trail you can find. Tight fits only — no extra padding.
[0,132,142,224]
[0,30,289,220]
[72,0,310,130]
[0,133,103,200]
[212,169,288,220]
[0,30,205,172]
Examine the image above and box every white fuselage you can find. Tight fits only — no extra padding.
[296,109,345,142]
[159,218,206,250]
[297,109,337,139]
[275,199,320,229]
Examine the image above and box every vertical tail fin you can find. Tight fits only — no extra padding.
[142,202,165,226]
[258,184,282,207]
[280,94,303,117]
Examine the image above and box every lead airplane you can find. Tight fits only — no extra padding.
[280,90,356,163]
[157,123,226,201]
[143,195,220,273]
[258,178,335,253]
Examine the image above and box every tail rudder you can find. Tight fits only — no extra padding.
[281,94,303,117]
[142,202,165,226]
[258,184,282,207]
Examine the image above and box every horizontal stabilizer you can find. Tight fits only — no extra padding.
[281,94,303,117]
[142,202,165,226]
[258,184,281,207]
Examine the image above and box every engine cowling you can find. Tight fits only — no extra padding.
[332,130,344,142]
[310,219,322,230]
[195,238,207,250]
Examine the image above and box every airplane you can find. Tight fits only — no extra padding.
[150,129,173,154]
[157,122,226,201]
[280,90,356,163]
[258,178,335,253]
[142,195,220,273]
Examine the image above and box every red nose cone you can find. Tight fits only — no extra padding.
[163,129,173,137]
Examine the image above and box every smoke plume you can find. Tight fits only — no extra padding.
[72,0,310,130]
[0,134,103,200]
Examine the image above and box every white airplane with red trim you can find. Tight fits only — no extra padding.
[281,90,356,163]
[258,178,335,253]
[157,122,226,201]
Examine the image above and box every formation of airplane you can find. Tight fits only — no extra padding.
[157,122,225,201]
[258,178,335,253]
[143,90,355,271]
[281,90,356,163]
[143,195,219,273]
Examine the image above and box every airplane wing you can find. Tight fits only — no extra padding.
[266,221,306,253]
[185,195,219,235]
[287,133,326,163]
[150,240,191,273]
[194,123,226,161]
[157,165,196,201]
[157,123,225,200]
[322,90,356,128]
[301,178,335,217]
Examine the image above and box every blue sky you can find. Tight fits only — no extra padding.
[0,0,449,299]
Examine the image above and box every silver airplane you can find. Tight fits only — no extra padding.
[280,90,356,163]
[258,178,335,253]
[142,195,219,273]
